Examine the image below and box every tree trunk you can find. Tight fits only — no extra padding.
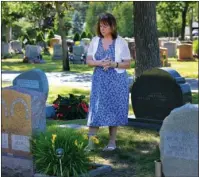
[134,2,160,78]
[189,8,193,41]
[55,2,70,71]
[6,26,12,42]
[181,2,189,41]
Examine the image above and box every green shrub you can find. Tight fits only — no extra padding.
[26,28,37,39]
[87,33,93,39]
[31,128,90,177]
[193,39,198,55]
[80,31,87,39]
[48,29,55,39]
[53,94,89,120]
[36,31,45,43]
[73,33,80,42]
[130,61,135,68]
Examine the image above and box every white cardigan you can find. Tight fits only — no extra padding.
[87,36,131,73]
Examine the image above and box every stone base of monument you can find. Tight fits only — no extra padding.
[34,163,112,177]
[2,155,34,177]
[128,115,162,131]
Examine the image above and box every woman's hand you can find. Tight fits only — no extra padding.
[101,59,112,71]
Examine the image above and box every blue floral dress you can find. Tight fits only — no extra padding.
[87,38,129,127]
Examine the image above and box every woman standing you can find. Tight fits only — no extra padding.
[86,13,131,151]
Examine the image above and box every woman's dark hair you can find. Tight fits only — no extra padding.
[96,13,117,39]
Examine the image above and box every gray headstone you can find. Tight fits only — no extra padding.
[159,103,198,177]
[25,45,41,60]
[52,44,63,60]
[2,86,46,177]
[1,42,10,56]
[163,42,177,58]
[10,40,23,53]
[73,45,85,56]
[12,69,49,100]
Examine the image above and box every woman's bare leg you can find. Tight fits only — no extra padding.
[88,126,99,136]
[85,126,99,151]
[108,126,117,147]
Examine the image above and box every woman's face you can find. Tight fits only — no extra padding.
[100,22,112,37]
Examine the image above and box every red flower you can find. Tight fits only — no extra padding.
[52,104,58,109]
[81,102,89,113]
[57,113,63,118]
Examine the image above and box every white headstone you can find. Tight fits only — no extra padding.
[159,103,198,177]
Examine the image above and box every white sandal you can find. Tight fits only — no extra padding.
[102,145,117,151]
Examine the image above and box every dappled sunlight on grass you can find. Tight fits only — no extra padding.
[47,85,90,104]
[2,56,197,78]
[47,118,160,177]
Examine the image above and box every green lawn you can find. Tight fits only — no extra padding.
[47,119,160,177]
[2,55,198,78]
[168,58,198,78]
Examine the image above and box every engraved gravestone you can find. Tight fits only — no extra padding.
[159,103,198,177]
[52,43,63,60]
[13,69,49,100]
[131,68,192,121]
[1,87,46,176]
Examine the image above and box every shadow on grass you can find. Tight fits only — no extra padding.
[192,92,198,104]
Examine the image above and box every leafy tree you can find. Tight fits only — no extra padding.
[36,31,45,43]
[134,2,160,77]
[85,2,109,35]
[48,29,55,39]
[80,31,87,39]
[55,1,73,71]
[157,2,182,37]
[72,11,83,34]
[157,2,197,40]
[112,2,134,37]
[72,2,89,23]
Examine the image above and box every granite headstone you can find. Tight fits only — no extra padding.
[52,44,63,60]
[10,40,23,53]
[163,42,177,58]
[131,68,192,121]
[1,42,11,57]
[2,87,46,176]
[13,69,49,100]
[159,103,198,177]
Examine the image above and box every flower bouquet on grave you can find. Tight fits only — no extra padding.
[52,94,89,120]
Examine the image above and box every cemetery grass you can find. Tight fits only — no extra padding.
[2,55,198,78]
[47,119,160,177]
[1,54,134,75]
[168,58,198,78]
